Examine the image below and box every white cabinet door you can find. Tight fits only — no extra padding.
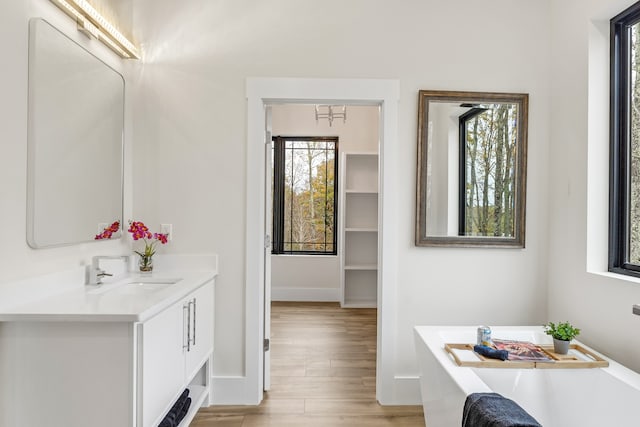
[139,301,186,427]
[139,280,214,427]
[185,280,214,380]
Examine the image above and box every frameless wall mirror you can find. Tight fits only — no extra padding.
[416,90,528,248]
[27,18,124,248]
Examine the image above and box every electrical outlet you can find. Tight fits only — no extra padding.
[160,224,173,241]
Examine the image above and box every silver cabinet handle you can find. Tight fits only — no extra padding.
[192,298,197,347]
[187,299,195,351]
[182,303,190,351]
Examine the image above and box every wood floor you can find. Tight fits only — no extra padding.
[191,302,424,426]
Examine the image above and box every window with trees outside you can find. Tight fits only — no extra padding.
[610,1,640,277]
[272,136,338,255]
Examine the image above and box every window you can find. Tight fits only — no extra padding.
[610,1,640,276]
[272,136,338,255]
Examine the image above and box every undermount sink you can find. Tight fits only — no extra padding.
[114,281,176,295]
[88,278,181,295]
[126,278,179,287]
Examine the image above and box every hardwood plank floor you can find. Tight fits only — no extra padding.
[192,302,424,426]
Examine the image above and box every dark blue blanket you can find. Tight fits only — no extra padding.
[462,393,542,427]
[159,389,190,427]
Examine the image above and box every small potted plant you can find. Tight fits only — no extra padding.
[543,321,580,355]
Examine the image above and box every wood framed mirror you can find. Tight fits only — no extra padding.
[416,90,528,248]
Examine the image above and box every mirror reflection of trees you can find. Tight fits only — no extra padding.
[461,104,518,237]
[630,23,640,263]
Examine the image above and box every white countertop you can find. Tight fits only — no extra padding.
[0,270,217,323]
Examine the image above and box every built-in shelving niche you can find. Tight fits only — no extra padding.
[340,153,379,308]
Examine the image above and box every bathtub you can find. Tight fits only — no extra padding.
[414,326,640,427]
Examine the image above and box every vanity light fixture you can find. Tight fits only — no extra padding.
[49,0,139,59]
[315,105,347,127]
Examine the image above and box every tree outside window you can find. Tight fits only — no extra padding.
[610,2,640,276]
[272,136,338,255]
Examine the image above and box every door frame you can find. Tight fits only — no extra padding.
[245,77,400,405]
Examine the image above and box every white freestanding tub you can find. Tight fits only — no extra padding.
[414,326,640,427]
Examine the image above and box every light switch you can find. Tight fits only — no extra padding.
[160,224,173,241]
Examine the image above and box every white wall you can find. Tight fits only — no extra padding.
[270,104,378,301]
[548,0,640,373]
[0,1,132,287]
[270,256,340,301]
[131,0,551,395]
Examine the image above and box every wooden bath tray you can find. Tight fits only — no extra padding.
[444,343,609,369]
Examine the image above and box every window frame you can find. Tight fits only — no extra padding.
[271,135,339,255]
[609,1,640,277]
[458,107,489,236]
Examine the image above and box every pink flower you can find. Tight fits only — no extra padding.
[127,220,169,257]
[154,233,168,244]
[95,221,120,240]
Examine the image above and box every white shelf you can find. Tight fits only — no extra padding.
[345,227,377,233]
[345,152,378,156]
[177,385,208,427]
[340,151,379,308]
[345,264,378,271]
[345,189,378,194]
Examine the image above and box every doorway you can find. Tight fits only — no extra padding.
[245,77,400,405]
[266,103,379,393]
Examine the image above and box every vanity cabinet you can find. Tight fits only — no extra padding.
[0,277,215,427]
[140,281,214,427]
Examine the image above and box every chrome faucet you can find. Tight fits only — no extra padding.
[89,255,129,285]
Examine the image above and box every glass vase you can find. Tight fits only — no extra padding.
[138,254,153,273]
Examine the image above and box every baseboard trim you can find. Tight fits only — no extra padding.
[210,374,421,406]
[271,287,340,302]
[210,376,248,405]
